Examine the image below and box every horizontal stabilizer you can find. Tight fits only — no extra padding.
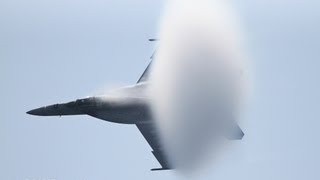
[225,122,245,140]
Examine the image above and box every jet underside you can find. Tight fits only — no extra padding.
[27,61,244,171]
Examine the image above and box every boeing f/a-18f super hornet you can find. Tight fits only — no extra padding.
[27,44,244,171]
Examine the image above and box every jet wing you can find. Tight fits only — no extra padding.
[136,121,243,171]
[136,123,172,171]
[137,61,152,83]
[137,47,155,83]
[136,51,171,170]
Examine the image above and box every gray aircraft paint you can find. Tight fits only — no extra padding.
[27,63,244,171]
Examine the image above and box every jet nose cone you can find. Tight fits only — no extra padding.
[26,107,45,116]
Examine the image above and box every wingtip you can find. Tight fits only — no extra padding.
[151,168,171,171]
[149,39,159,42]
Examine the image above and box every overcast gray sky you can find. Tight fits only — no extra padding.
[1,0,320,179]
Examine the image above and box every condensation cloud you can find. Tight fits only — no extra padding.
[149,0,247,173]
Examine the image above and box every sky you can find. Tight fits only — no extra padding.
[1,0,320,179]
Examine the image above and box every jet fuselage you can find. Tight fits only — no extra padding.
[27,83,151,124]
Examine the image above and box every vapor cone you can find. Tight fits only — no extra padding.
[149,0,246,173]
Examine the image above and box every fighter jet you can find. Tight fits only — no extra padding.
[27,44,244,171]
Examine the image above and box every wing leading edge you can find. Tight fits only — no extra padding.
[137,61,152,84]
[136,123,172,171]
